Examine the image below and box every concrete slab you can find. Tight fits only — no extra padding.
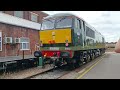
[79,52,120,79]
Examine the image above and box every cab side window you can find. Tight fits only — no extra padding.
[74,18,81,29]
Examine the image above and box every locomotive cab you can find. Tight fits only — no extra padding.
[39,14,76,58]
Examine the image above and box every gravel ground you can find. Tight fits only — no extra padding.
[31,54,107,79]
[0,64,53,79]
[0,53,108,79]
[32,69,68,79]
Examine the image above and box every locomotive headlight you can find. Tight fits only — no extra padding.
[40,40,43,47]
[52,40,55,44]
[44,53,47,57]
[65,40,69,47]
[48,40,52,44]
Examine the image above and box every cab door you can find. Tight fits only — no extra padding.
[81,20,86,48]
[73,18,83,46]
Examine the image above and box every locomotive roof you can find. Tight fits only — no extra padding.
[43,13,85,21]
[43,13,104,37]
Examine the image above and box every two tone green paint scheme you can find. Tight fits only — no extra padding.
[40,13,105,58]
[40,44,105,58]
[40,44,105,51]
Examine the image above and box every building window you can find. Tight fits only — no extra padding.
[20,37,30,50]
[14,11,23,18]
[30,12,38,22]
[0,32,2,51]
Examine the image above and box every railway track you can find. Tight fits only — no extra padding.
[24,65,71,79]
[26,63,87,79]
[25,55,105,79]
[0,53,106,79]
[24,67,57,79]
[58,55,106,79]
[24,66,86,79]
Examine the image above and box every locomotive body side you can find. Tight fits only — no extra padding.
[36,13,105,67]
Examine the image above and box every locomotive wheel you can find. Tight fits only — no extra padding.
[69,59,76,70]
[87,54,91,62]
[75,59,81,67]
[77,55,86,67]
[80,55,84,65]
[85,53,90,63]
[99,50,102,56]
[84,54,87,63]
[91,53,95,60]
[98,50,100,56]
[94,51,97,58]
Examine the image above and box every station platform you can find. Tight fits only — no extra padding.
[77,52,120,79]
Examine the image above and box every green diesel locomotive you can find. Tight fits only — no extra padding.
[34,13,105,68]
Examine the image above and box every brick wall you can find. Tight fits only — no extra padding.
[0,23,40,57]
[0,11,48,57]
[3,11,48,23]
[4,11,14,16]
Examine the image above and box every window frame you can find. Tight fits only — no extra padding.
[14,11,24,18]
[74,18,81,29]
[86,26,95,38]
[0,32,2,51]
[30,12,38,22]
[55,17,73,29]
[20,37,30,50]
[41,19,55,30]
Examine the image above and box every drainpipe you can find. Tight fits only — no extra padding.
[4,34,6,57]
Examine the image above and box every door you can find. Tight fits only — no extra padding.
[81,20,86,48]
[74,18,83,46]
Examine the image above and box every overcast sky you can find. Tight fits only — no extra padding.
[43,11,120,43]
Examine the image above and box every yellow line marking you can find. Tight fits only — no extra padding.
[76,55,106,79]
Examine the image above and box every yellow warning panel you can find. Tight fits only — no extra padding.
[40,28,72,44]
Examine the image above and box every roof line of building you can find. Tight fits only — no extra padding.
[0,12,41,30]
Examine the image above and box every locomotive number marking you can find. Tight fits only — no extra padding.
[49,47,59,50]
[65,47,71,50]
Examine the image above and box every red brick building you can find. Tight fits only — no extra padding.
[0,11,48,57]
